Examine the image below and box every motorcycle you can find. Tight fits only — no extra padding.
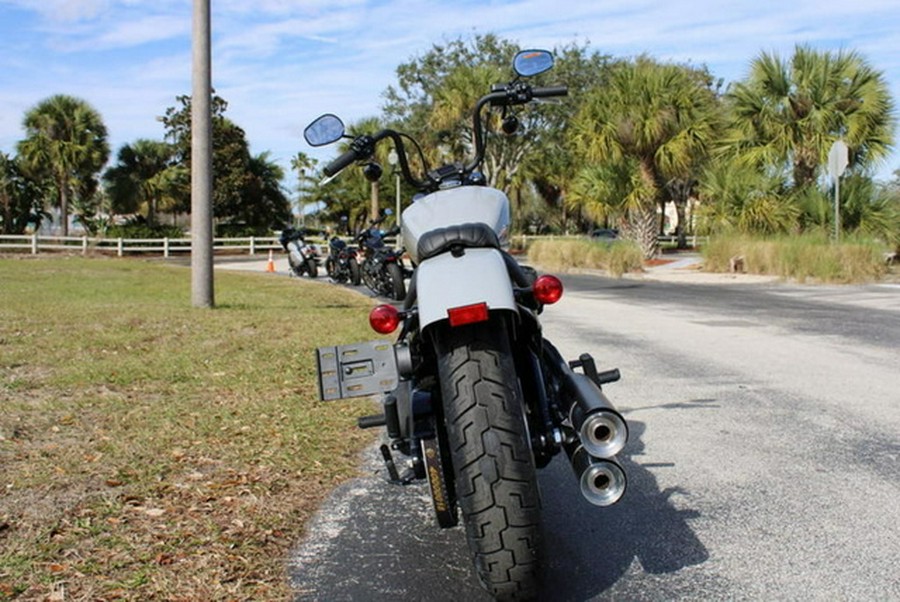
[325,234,361,285]
[308,49,628,600]
[279,227,320,278]
[355,214,408,301]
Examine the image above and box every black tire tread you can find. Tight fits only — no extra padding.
[436,321,540,600]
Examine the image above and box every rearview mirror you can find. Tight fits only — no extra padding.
[513,50,553,77]
[304,114,345,147]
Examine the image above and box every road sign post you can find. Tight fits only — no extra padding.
[828,140,849,244]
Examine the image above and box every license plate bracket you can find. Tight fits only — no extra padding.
[316,340,398,401]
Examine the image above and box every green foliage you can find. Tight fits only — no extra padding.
[16,94,110,236]
[0,153,46,234]
[103,139,186,225]
[696,159,799,234]
[722,45,896,190]
[105,220,184,239]
[703,233,889,283]
[569,56,722,258]
[158,95,291,230]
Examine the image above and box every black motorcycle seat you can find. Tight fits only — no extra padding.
[417,222,500,261]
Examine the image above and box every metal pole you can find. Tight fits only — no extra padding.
[191,0,214,307]
[395,172,401,228]
[833,176,841,244]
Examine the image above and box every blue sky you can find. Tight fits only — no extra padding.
[2,0,899,194]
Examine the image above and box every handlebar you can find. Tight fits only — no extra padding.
[324,148,361,177]
[531,85,568,99]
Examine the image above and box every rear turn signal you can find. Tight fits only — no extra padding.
[369,304,401,334]
[447,302,489,327]
[533,274,563,304]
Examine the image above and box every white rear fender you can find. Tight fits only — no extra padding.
[415,248,516,330]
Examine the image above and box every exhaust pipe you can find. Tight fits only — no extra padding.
[568,374,628,459]
[565,442,627,507]
[542,341,628,458]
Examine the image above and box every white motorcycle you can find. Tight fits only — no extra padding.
[309,49,628,600]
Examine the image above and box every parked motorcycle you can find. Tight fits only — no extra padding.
[355,215,408,301]
[308,49,628,600]
[325,235,361,285]
[279,227,320,278]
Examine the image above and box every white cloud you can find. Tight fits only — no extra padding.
[1,0,898,184]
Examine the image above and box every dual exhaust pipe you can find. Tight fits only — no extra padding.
[565,372,628,507]
[545,345,628,507]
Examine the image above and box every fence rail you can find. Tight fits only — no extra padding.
[0,233,709,258]
[0,234,297,257]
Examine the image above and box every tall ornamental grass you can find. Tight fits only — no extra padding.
[703,233,889,283]
[526,238,644,277]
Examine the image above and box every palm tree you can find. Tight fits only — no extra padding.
[570,57,720,257]
[17,95,110,236]
[290,152,318,226]
[104,139,184,226]
[723,45,895,191]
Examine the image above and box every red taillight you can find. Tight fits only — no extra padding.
[447,302,489,327]
[533,274,563,304]
[369,304,401,334]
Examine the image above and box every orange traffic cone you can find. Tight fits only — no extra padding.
[265,249,276,273]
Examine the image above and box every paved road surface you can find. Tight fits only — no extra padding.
[267,265,900,600]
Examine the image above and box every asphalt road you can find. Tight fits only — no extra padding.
[289,273,900,601]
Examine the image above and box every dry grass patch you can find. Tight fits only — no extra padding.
[526,238,644,277]
[0,256,377,601]
[702,234,890,283]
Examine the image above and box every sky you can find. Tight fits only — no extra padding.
[2,0,900,196]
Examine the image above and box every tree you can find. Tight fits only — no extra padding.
[17,94,110,236]
[695,158,797,235]
[0,153,45,234]
[159,94,289,232]
[723,45,895,191]
[103,139,186,226]
[290,152,318,226]
[570,56,721,257]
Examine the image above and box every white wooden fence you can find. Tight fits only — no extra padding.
[0,234,297,257]
[0,233,708,258]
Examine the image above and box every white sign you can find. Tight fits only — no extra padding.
[828,140,849,180]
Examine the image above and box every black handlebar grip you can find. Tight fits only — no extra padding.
[324,148,359,177]
[532,85,569,98]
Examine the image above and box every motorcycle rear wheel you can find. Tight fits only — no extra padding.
[435,318,541,600]
[305,258,318,278]
[388,262,406,301]
[349,257,361,286]
[325,256,338,280]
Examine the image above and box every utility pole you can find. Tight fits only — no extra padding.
[191,0,214,307]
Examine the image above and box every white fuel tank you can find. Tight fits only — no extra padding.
[401,186,510,264]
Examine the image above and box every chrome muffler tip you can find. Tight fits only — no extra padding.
[576,409,628,459]
[579,459,627,507]
[566,443,627,507]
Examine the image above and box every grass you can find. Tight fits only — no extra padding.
[0,255,378,601]
[702,233,890,283]
[525,238,644,277]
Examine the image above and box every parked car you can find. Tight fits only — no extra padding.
[590,228,619,240]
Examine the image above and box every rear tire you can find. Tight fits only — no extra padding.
[325,257,338,280]
[349,257,361,286]
[388,262,406,301]
[435,318,541,600]
[305,258,318,278]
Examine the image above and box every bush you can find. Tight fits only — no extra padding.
[106,222,185,239]
[215,223,273,238]
[703,233,889,283]
[527,238,643,277]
